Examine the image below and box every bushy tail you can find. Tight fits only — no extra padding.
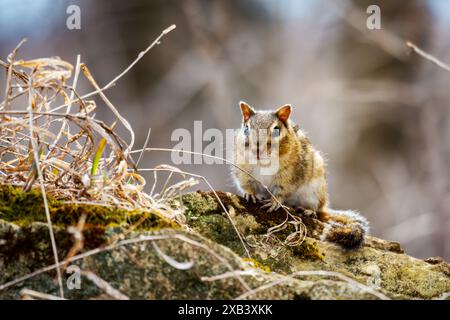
[319,209,369,249]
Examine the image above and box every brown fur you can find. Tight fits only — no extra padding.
[232,101,369,249]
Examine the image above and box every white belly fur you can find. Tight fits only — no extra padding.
[250,167,274,197]
[248,163,322,210]
[285,178,322,210]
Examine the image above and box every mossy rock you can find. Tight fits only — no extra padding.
[174,191,450,299]
[0,184,178,249]
[0,187,449,299]
[0,219,382,300]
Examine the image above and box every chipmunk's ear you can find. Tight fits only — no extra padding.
[275,104,292,123]
[239,101,255,122]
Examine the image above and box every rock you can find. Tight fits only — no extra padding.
[0,187,449,299]
[172,191,450,299]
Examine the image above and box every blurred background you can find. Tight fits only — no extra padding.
[0,0,449,260]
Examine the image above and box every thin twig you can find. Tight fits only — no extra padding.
[27,80,64,298]
[152,241,194,270]
[80,63,136,156]
[131,147,307,246]
[136,167,252,258]
[81,270,130,300]
[135,128,152,168]
[221,270,391,300]
[45,54,82,161]
[406,41,450,73]
[2,38,27,111]
[49,25,177,125]
[20,288,66,300]
[328,0,406,61]
[0,233,251,293]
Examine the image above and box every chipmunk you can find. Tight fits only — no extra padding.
[232,101,369,249]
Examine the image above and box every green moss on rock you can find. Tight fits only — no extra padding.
[180,192,220,219]
[175,191,450,299]
[0,185,178,231]
[291,239,324,261]
[1,188,449,300]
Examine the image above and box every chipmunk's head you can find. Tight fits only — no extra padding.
[236,101,293,163]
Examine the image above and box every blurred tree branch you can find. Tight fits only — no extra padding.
[406,41,450,73]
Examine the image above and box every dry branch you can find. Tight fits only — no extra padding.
[406,41,450,73]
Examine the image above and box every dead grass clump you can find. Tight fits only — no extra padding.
[0,27,192,298]
[0,31,183,219]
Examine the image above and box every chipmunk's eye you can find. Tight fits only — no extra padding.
[273,126,280,137]
[243,125,250,136]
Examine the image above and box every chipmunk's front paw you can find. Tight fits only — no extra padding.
[261,199,282,213]
[243,192,257,204]
[297,208,318,219]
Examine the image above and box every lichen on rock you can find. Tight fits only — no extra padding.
[173,191,450,299]
[0,186,449,300]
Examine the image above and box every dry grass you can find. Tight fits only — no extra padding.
[0,17,318,280]
[0,23,382,300]
[0,25,260,298]
[0,26,198,298]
